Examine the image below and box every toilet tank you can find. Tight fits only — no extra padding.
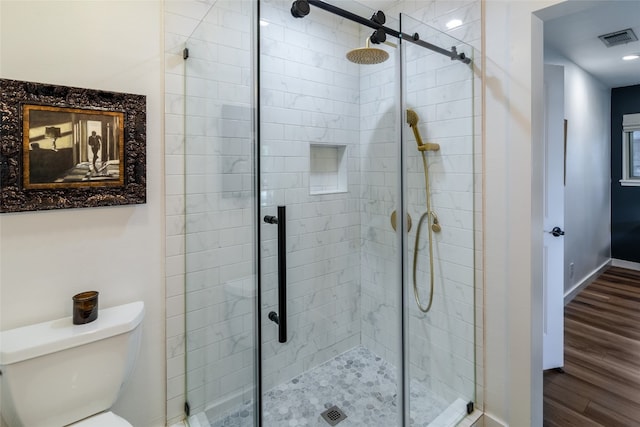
[0,301,144,427]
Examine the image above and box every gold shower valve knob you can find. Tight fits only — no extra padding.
[390,210,412,233]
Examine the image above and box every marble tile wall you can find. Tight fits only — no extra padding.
[357,36,402,368]
[403,35,475,407]
[259,0,363,392]
[356,2,482,411]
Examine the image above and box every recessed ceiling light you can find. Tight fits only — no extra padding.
[622,54,639,61]
[260,20,269,27]
[446,19,463,30]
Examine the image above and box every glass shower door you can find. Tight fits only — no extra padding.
[400,13,476,427]
[258,1,403,426]
[183,1,258,425]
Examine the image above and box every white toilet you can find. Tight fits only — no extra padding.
[0,301,144,427]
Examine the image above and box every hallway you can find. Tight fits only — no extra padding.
[544,266,640,426]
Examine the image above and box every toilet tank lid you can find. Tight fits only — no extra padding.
[0,301,144,366]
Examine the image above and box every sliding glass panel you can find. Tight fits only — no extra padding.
[259,1,402,425]
[400,13,476,427]
[183,1,257,425]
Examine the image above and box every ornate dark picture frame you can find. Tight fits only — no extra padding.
[0,79,146,212]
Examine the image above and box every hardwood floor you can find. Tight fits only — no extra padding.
[544,266,640,427]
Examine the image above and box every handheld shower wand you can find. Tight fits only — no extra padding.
[406,109,440,152]
[405,108,441,313]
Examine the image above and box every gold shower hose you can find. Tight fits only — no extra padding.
[407,109,439,313]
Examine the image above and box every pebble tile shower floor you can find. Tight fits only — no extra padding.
[205,346,449,427]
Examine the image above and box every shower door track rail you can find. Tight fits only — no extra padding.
[303,0,471,64]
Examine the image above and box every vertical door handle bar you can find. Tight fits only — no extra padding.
[276,205,287,343]
[264,206,287,343]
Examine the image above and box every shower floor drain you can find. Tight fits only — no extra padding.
[321,405,347,426]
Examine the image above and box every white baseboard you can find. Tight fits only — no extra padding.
[482,413,508,427]
[564,259,611,305]
[611,258,640,271]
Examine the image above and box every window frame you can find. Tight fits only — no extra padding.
[620,113,640,187]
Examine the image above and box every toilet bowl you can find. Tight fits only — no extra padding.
[0,301,144,427]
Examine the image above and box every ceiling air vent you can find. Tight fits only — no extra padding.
[598,28,638,48]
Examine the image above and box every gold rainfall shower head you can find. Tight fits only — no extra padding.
[346,38,389,65]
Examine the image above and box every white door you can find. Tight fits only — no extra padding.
[543,64,565,370]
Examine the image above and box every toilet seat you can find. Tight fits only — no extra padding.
[68,411,132,427]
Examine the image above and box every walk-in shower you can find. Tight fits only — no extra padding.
[180,0,476,425]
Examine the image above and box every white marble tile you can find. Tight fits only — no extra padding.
[167,254,187,279]
[166,12,202,39]
[206,347,457,427]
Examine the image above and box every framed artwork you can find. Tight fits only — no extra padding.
[0,78,146,212]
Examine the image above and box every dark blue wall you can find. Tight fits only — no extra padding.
[611,84,640,263]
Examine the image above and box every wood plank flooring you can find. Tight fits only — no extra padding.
[544,266,640,427]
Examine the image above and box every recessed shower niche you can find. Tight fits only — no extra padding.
[309,144,347,195]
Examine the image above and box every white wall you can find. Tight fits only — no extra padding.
[544,47,611,295]
[483,1,563,426]
[0,2,165,426]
